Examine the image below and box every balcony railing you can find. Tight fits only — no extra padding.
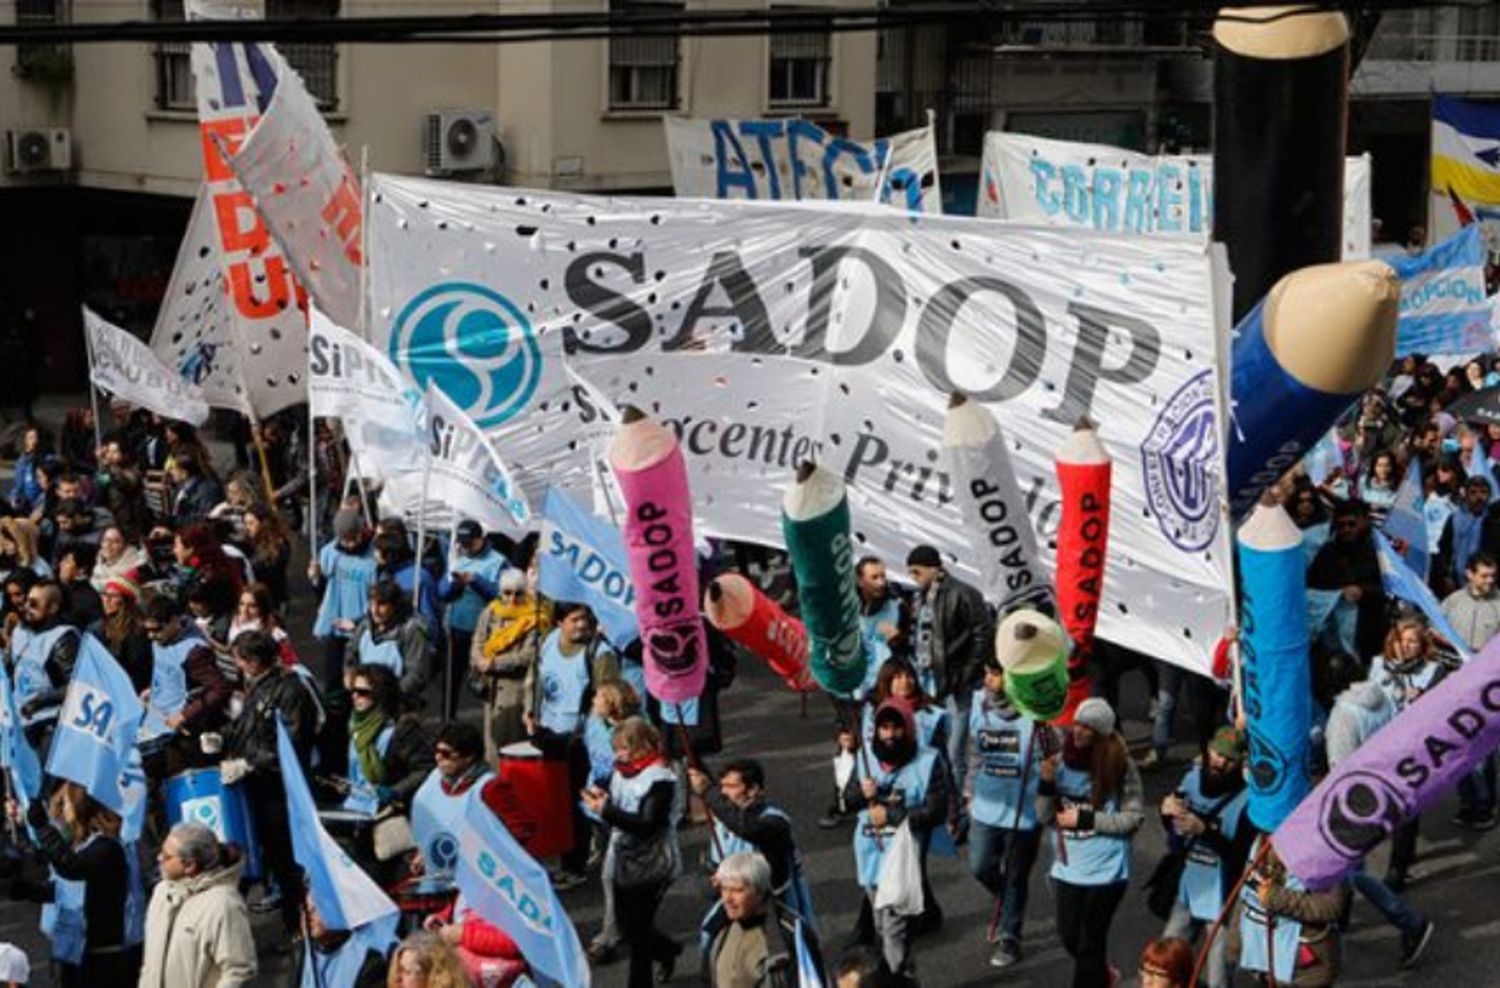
[1364,33,1500,62]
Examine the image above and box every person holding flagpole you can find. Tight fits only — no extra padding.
[292,886,390,988]
[19,782,135,985]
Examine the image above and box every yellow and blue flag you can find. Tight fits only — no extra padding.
[1432,95,1500,205]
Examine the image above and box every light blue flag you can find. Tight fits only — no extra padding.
[1382,457,1430,581]
[1306,589,1358,658]
[1468,440,1499,504]
[45,635,146,839]
[538,486,639,647]
[455,790,591,988]
[1302,429,1344,485]
[1388,225,1493,357]
[1375,533,1472,661]
[0,665,39,806]
[275,722,400,939]
[796,919,824,988]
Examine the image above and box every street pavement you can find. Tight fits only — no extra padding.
[0,533,1495,984]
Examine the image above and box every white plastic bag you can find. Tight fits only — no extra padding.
[872,821,925,916]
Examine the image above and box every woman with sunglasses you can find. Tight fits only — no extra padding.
[344,665,434,827]
[409,723,493,880]
[470,568,552,759]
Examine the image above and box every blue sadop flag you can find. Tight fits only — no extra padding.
[538,486,639,647]
[1469,441,1500,505]
[456,790,591,988]
[1382,457,1430,581]
[796,918,825,988]
[0,664,39,807]
[45,635,146,839]
[1375,533,1472,661]
[275,722,400,941]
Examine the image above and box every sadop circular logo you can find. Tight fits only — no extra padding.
[390,283,543,430]
[429,831,460,873]
[1140,369,1220,552]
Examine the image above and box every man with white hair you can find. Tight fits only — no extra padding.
[703,851,824,988]
[138,823,257,988]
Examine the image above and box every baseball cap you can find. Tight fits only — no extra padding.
[456,519,484,542]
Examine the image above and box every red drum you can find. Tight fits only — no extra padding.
[492,741,574,859]
[391,874,458,924]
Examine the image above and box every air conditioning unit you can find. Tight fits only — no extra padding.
[6,128,71,173]
[424,110,496,175]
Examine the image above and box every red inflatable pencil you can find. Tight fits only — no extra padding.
[703,574,815,692]
[1053,418,1111,725]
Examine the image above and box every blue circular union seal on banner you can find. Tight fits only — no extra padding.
[1140,369,1220,552]
[390,282,543,430]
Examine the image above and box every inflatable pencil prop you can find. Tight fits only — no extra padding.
[944,394,1053,614]
[608,405,707,704]
[994,610,1069,722]
[1227,260,1399,518]
[704,574,815,692]
[1053,419,1111,725]
[781,461,870,697]
[1213,5,1350,319]
[1237,496,1312,832]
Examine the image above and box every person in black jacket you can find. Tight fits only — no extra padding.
[168,446,224,526]
[13,579,81,754]
[217,630,319,937]
[905,544,991,815]
[24,782,136,986]
[92,575,153,693]
[689,759,810,918]
[291,887,390,988]
[1307,499,1389,662]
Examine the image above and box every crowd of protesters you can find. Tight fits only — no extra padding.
[0,351,1497,988]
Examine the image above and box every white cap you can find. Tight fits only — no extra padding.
[0,944,30,984]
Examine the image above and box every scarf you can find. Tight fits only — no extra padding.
[614,751,665,779]
[1061,732,1092,771]
[481,596,551,659]
[349,707,390,786]
[1452,506,1486,584]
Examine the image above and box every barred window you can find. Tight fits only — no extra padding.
[151,0,339,112]
[16,0,69,79]
[608,2,682,111]
[769,22,831,107]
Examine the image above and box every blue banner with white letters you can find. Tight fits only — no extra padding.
[1388,225,1493,357]
[456,790,591,987]
[0,664,39,806]
[45,635,147,838]
[538,486,639,647]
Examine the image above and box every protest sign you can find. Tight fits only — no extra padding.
[537,486,639,648]
[85,307,210,426]
[978,132,1372,259]
[187,0,310,417]
[1388,224,1493,356]
[46,636,147,841]
[665,117,941,214]
[368,174,1234,675]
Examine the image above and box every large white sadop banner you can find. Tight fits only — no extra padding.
[85,307,210,426]
[149,184,246,412]
[228,38,363,329]
[187,0,311,417]
[979,132,1373,260]
[369,175,1234,674]
[665,117,942,215]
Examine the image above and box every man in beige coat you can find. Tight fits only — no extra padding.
[138,823,257,988]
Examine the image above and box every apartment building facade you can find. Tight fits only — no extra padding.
[0,0,877,390]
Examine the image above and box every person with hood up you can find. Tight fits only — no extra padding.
[841,697,948,983]
[1038,697,1142,988]
[138,823,256,988]
[1156,727,1256,988]
[1323,651,1436,970]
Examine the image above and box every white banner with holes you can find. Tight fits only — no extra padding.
[368,174,1234,675]
[664,117,943,215]
[978,132,1372,260]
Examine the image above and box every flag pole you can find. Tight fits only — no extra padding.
[412,426,435,613]
[444,514,461,721]
[346,446,375,530]
[307,406,319,557]
[81,319,105,454]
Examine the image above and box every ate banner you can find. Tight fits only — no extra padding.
[368,174,1234,674]
[665,117,942,214]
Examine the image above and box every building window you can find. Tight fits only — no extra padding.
[769,21,831,107]
[151,0,339,112]
[15,0,71,82]
[608,2,682,111]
